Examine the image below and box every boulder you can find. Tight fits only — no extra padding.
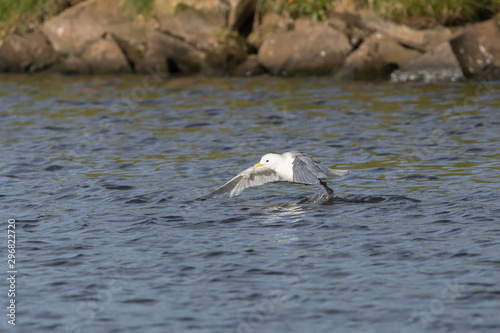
[155,0,256,42]
[0,33,58,72]
[60,54,91,74]
[43,0,146,56]
[60,34,131,74]
[257,25,351,76]
[230,54,265,76]
[153,0,249,74]
[449,17,500,79]
[362,13,451,52]
[391,42,464,82]
[336,33,422,80]
[81,33,132,74]
[295,16,365,47]
[154,0,228,50]
[136,30,206,74]
[294,17,317,31]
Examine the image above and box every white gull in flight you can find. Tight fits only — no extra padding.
[200,151,350,199]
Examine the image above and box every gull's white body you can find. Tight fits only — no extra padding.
[269,152,294,182]
[201,151,349,199]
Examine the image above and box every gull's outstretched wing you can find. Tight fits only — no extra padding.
[201,166,282,199]
[291,151,350,184]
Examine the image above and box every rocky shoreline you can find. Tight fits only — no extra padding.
[1,0,499,81]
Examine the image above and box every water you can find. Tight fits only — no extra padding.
[1,73,499,333]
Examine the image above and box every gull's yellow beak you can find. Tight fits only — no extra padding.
[254,163,264,167]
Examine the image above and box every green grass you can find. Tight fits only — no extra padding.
[0,0,66,25]
[262,0,500,25]
[0,0,65,40]
[123,0,154,16]
[0,0,48,23]
[372,0,500,26]
[262,0,336,21]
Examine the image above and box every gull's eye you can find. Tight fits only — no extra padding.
[266,160,269,163]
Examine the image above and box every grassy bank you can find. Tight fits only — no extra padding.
[0,0,65,40]
[369,0,500,26]
[1,0,499,41]
[265,0,500,25]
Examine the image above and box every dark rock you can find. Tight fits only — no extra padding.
[257,25,351,76]
[449,17,500,79]
[0,33,58,72]
[336,33,422,80]
[391,42,464,82]
[229,0,257,36]
[230,54,265,76]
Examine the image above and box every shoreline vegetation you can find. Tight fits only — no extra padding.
[1,0,500,81]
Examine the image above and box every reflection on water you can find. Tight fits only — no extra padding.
[1,73,500,332]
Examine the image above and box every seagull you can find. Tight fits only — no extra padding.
[200,151,350,199]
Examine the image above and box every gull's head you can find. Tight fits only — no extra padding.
[254,153,280,168]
